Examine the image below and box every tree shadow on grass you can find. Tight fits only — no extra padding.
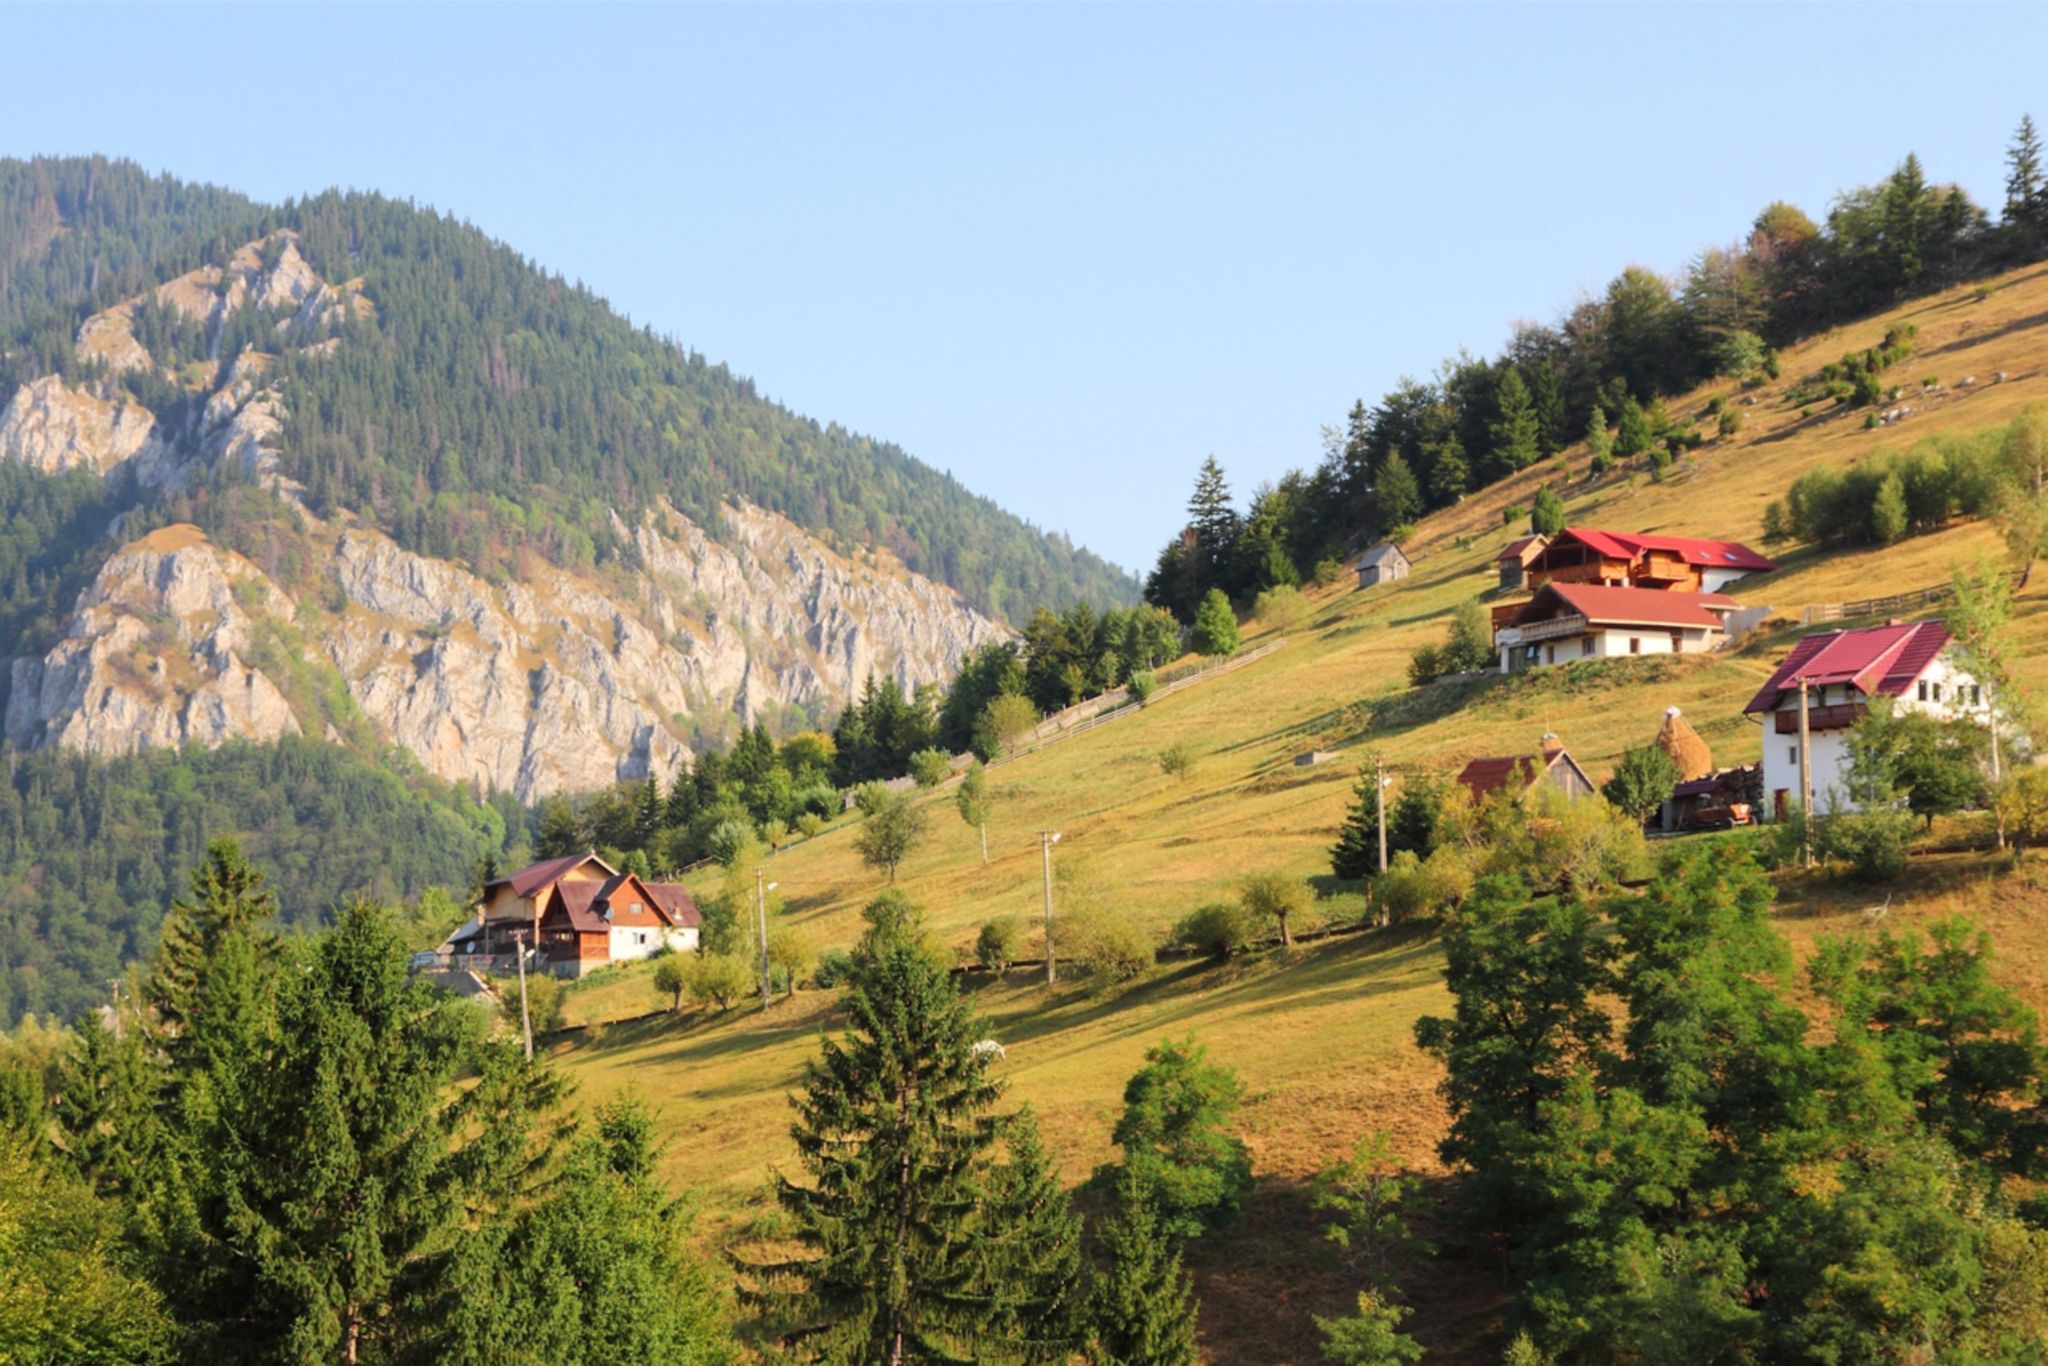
[1184,1169,1509,1364]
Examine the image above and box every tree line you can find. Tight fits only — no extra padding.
[1145,121,2048,619]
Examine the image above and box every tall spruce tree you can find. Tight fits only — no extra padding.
[749,902,1008,1361]
[145,836,281,1068]
[2006,114,2044,242]
[969,1108,1085,1361]
[1489,367,1543,477]
[1526,357,1568,456]
[1090,1164,1200,1366]
[1186,457,1240,597]
[1371,449,1422,530]
[1331,770,1385,881]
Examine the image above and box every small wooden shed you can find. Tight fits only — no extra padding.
[1357,542,1410,589]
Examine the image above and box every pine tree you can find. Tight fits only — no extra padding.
[1527,357,1568,456]
[1331,770,1384,881]
[973,1108,1085,1360]
[1530,485,1566,537]
[748,908,1007,1361]
[1489,367,1542,476]
[1426,431,1469,505]
[145,837,279,1053]
[54,1010,162,1201]
[1103,1037,1252,1243]
[2005,114,2043,239]
[1090,1165,1200,1366]
[1371,449,1421,530]
[1585,404,1612,465]
[1186,457,1239,596]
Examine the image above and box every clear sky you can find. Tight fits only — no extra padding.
[8,2,2046,575]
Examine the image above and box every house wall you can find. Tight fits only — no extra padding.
[481,883,532,924]
[1508,625,1714,670]
[1760,649,1990,818]
[1700,567,1756,594]
[663,927,701,953]
[608,923,663,964]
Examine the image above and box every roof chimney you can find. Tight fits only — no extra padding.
[1539,730,1564,757]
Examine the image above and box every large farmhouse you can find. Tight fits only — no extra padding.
[1741,620,1992,819]
[442,852,702,978]
[1521,527,1777,595]
[1489,526,1773,673]
[1493,582,1738,671]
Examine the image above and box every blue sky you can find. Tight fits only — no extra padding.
[8,2,2046,574]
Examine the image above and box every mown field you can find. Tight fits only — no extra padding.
[547,260,2048,1362]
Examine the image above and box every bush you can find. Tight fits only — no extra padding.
[1406,643,1443,688]
[1373,848,1470,924]
[1441,599,1494,673]
[1174,902,1254,961]
[1240,871,1316,947]
[976,916,1021,972]
[1066,909,1156,983]
[795,812,826,839]
[686,952,756,1010]
[1159,741,1197,780]
[1529,486,1565,537]
[1127,670,1157,706]
[652,955,689,1012]
[1501,504,1525,527]
[1252,584,1309,633]
[500,970,565,1034]
[1312,556,1345,588]
[1190,588,1240,656]
[1718,408,1743,438]
[766,925,815,995]
[977,692,1040,757]
[1819,805,1915,883]
[908,748,952,788]
[813,948,856,989]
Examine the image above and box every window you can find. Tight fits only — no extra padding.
[1931,682,1942,702]
[1788,746,1797,764]
[1918,681,1928,701]
[629,902,642,915]
[1629,637,1641,655]
[1669,630,1682,651]
[1580,637,1593,657]
[1972,685,1983,706]
[1546,644,1556,664]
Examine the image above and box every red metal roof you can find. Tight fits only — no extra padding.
[1556,527,1776,573]
[490,851,615,899]
[1512,582,1726,631]
[1741,621,1951,714]
[1457,756,1540,800]
[645,882,702,929]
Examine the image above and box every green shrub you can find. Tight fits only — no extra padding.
[795,812,826,839]
[976,916,1021,972]
[1239,871,1318,947]
[1066,909,1155,982]
[1252,584,1309,633]
[1159,741,1197,780]
[1127,670,1157,706]
[1819,805,1915,882]
[1718,408,1743,438]
[1501,504,1525,527]
[908,748,952,788]
[1312,556,1346,588]
[686,952,756,1010]
[1190,588,1240,655]
[813,948,855,988]
[1174,902,1254,960]
[1372,849,1469,923]
[501,970,565,1034]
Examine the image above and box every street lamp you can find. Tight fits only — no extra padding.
[1039,831,1061,986]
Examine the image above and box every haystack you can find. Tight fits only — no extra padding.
[1656,706,1713,781]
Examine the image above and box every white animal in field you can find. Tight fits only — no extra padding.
[971,1039,1007,1062]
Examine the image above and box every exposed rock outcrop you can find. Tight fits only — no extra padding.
[4,508,1009,801]
[0,375,167,475]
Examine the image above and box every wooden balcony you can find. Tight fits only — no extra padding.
[1516,613,1590,643]
[1774,703,1866,734]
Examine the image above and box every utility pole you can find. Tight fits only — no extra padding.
[1797,676,1815,869]
[514,929,533,1062]
[1375,753,1389,875]
[1039,831,1061,986]
[756,868,773,1011]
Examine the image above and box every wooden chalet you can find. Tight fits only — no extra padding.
[1456,735,1595,805]
[1492,582,1737,672]
[452,852,702,978]
[1522,527,1776,595]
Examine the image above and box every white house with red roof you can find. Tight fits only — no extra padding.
[1742,620,1992,819]
[444,851,702,977]
[1494,582,1740,672]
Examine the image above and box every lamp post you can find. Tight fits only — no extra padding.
[1039,831,1061,986]
[756,870,778,1010]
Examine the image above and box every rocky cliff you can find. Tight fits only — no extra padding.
[0,233,1012,798]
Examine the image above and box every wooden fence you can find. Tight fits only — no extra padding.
[984,638,1288,771]
[1801,570,2025,626]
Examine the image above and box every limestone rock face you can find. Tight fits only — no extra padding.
[0,231,1017,800]
[5,509,1009,802]
[0,375,167,475]
[3,527,300,755]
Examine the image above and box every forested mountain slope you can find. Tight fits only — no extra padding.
[0,159,1133,800]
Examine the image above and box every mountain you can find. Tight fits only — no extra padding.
[0,157,1134,801]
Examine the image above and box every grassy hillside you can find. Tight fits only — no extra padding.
[546,260,2048,1361]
